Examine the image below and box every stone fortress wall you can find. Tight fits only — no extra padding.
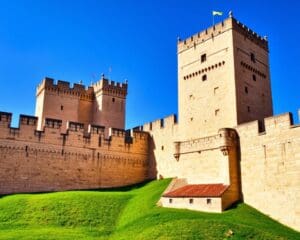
[137,110,300,230]
[236,112,300,231]
[0,112,149,195]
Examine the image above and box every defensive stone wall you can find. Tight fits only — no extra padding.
[137,114,179,179]
[236,111,300,231]
[0,112,149,194]
[140,116,239,193]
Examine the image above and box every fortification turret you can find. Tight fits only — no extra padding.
[92,75,128,130]
[35,75,128,132]
[35,77,95,131]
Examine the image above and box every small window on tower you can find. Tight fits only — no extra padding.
[202,74,207,81]
[245,86,248,94]
[215,109,220,116]
[112,98,115,102]
[201,54,207,63]
[247,106,251,112]
[252,74,256,81]
[61,105,64,111]
[250,53,256,63]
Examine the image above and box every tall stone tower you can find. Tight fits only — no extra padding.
[92,75,127,130]
[177,13,273,139]
[35,76,127,131]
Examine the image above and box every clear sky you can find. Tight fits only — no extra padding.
[0,0,299,128]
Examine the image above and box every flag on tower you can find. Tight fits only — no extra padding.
[212,11,223,16]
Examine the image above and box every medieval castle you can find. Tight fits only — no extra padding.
[0,13,299,231]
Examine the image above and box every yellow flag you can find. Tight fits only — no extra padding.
[212,11,223,16]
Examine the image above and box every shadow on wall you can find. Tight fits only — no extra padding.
[147,135,157,180]
[235,132,244,203]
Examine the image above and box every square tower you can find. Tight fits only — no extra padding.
[92,75,128,130]
[35,78,94,131]
[178,14,273,139]
[35,76,127,131]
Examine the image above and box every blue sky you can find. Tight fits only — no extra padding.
[0,0,299,128]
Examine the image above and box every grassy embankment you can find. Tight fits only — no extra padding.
[0,179,299,240]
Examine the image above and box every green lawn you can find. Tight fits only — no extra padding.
[0,179,299,239]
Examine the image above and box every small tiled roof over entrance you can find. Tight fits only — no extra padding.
[163,184,229,198]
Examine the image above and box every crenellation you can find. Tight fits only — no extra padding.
[20,115,38,127]
[131,130,149,140]
[143,114,178,133]
[67,121,85,132]
[88,124,105,135]
[164,114,178,126]
[8,127,20,137]
[178,19,230,53]
[232,18,268,50]
[36,77,94,101]
[236,112,300,138]
[178,17,268,54]
[92,78,128,98]
[264,112,294,132]
[57,80,70,89]
[73,83,85,91]
[235,120,260,137]
[110,127,126,137]
[44,118,62,129]
[0,111,12,120]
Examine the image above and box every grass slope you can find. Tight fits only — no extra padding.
[0,179,299,240]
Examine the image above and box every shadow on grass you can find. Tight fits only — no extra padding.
[87,179,154,192]
[0,179,155,197]
[227,200,243,210]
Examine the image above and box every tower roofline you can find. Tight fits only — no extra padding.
[178,16,268,54]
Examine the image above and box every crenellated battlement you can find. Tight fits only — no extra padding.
[88,124,105,134]
[67,121,85,132]
[45,118,62,129]
[92,76,128,98]
[142,114,178,132]
[36,77,94,101]
[20,115,38,126]
[36,76,128,101]
[0,112,149,150]
[0,111,12,125]
[236,111,299,137]
[109,128,126,137]
[178,16,268,53]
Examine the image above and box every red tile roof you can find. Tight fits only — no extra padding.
[163,184,229,198]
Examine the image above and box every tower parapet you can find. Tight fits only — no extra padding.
[92,76,128,99]
[0,111,12,126]
[36,77,94,101]
[178,17,268,53]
